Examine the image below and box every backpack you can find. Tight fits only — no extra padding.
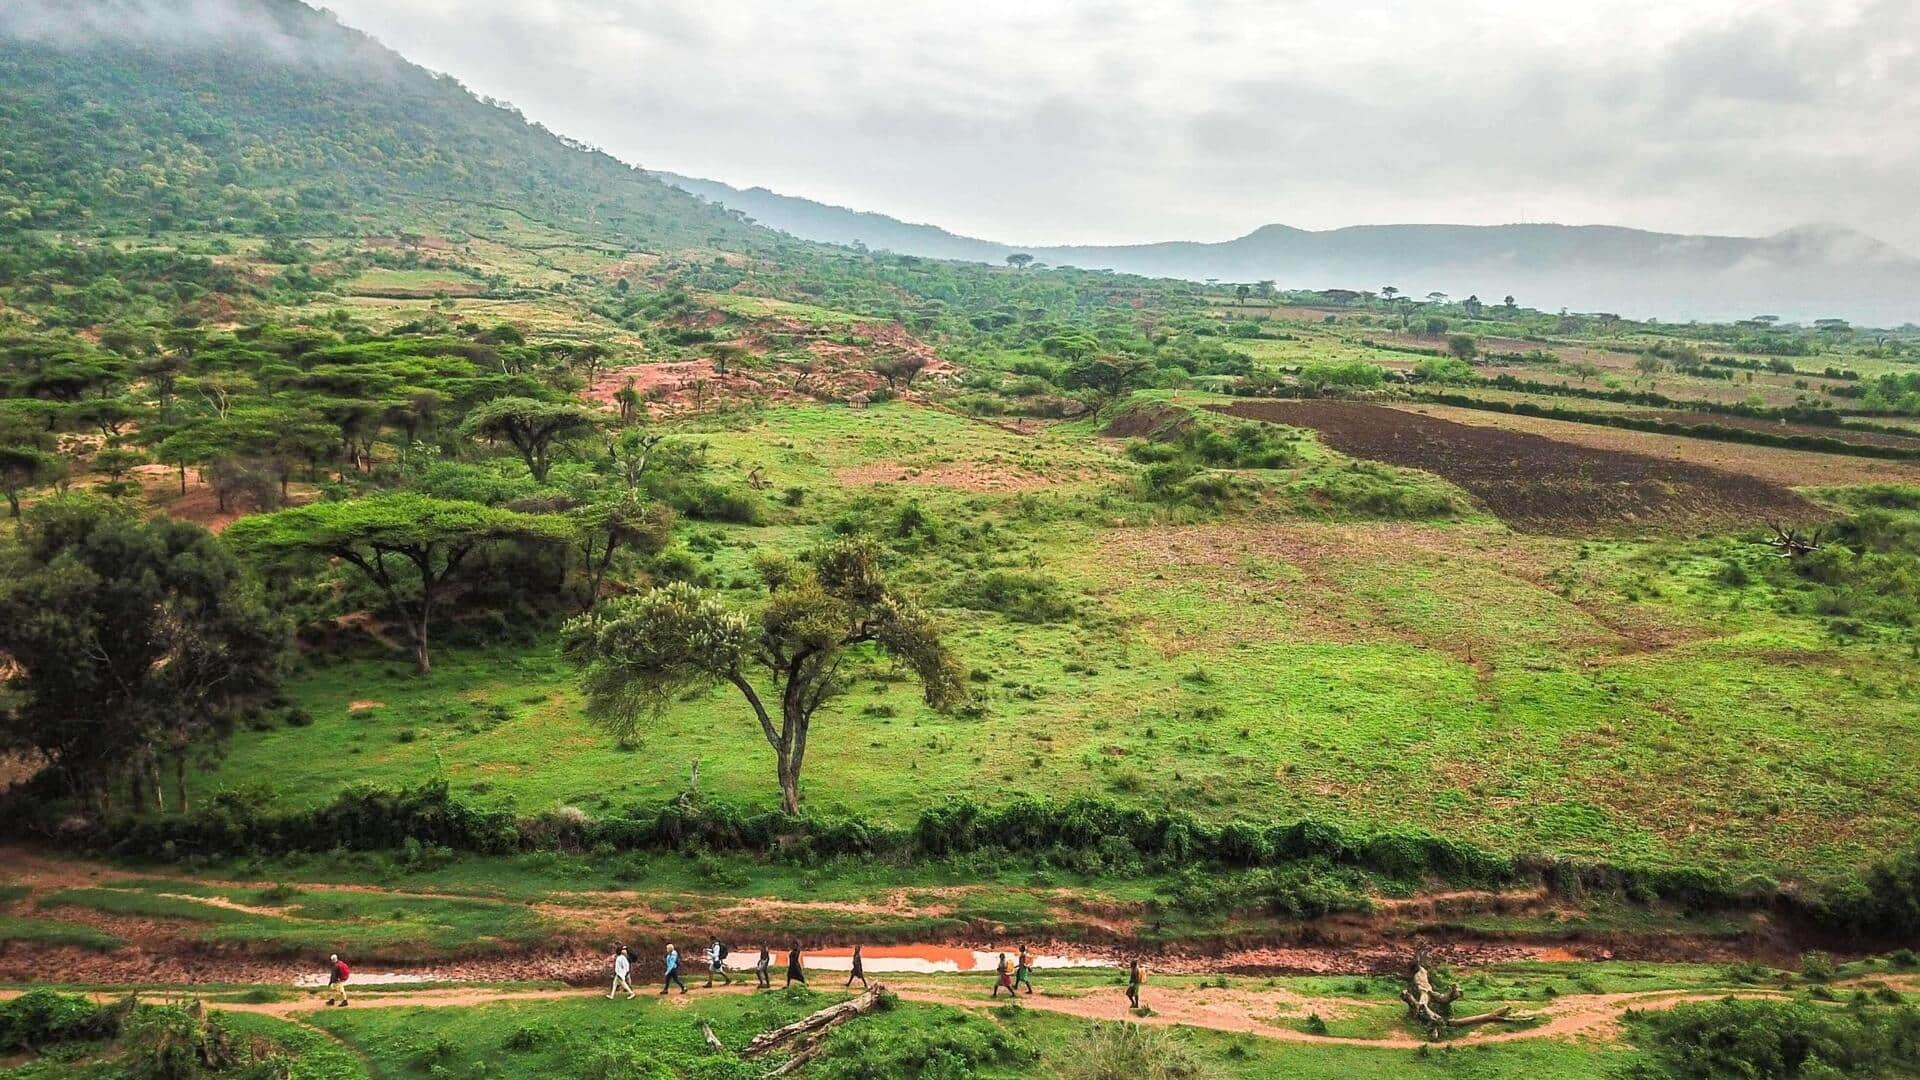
[716,943,729,961]
[335,961,350,980]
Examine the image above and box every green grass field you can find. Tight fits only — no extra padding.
[181,398,1920,881]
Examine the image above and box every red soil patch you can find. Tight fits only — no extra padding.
[1213,399,1820,535]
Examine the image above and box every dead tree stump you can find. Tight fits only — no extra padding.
[1400,958,1520,1039]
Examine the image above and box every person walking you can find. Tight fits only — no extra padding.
[706,937,732,987]
[1126,957,1144,1010]
[661,942,687,995]
[845,944,868,989]
[323,953,350,1006]
[755,945,773,989]
[608,945,634,998]
[992,952,1014,998]
[784,944,806,988]
[1012,944,1035,995]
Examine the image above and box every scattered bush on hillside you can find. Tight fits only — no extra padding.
[939,571,1079,623]
[1290,461,1461,520]
[1622,997,1920,1079]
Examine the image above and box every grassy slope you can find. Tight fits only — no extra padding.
[187,398,1920,880]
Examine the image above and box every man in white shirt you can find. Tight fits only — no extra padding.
[608,945,633,998]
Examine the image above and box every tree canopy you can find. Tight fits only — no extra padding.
[0,497,290,809]
[226,493,568,673]
[563,539,966,812]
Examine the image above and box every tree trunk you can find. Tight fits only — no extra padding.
[175,756,189,814]
[410,628,431,675]
[778,757,800,815]
[741,986,886,1058]
[177,463,187,496]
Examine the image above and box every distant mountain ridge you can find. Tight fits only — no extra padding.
[656,174,1920,324]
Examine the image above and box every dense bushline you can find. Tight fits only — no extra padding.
[9,781,1919,941]
[1623,997,1920,1079]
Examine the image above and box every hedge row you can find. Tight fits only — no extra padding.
[1410,392,1920,461]
[10,782,1916,940]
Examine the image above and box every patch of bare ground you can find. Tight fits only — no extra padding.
[579,319,956,416]
[834,459,1062,493]
[1399,402,1920,488]
[1213,399,1824,534]
[1095,523,1710,666]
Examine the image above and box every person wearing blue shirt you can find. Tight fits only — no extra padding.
[661,942,687,995]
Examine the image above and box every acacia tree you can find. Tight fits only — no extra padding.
[563,540,966,812]
[1,445,61,520]
[0,497,289,810]
[870,351,928,391]
[571,493,674,610]
[461,397,600,482]
[1060,355,1153,402]
[226,494,567,673]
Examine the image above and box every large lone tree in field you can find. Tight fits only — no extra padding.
[0,497,289,810]
[460,397,600,482]
[226,494,567,674]
[563,540,966,813]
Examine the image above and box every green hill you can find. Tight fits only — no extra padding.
[0,0,755,251]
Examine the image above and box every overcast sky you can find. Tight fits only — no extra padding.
[317,0,1920,252]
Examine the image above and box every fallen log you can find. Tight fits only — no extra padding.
[1401,959,1527,1039]
[740,985,887,1060]
[702,1022,725,1053]
[764,1030,831,1077]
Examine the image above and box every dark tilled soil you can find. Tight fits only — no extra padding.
[1213,399,1822,534]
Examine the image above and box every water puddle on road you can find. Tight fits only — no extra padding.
[292,972,453,988]
[797,946,1113,974]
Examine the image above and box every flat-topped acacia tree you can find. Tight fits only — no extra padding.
[460,397,600,482]
[563,539,966,813]
[226,493,567,674]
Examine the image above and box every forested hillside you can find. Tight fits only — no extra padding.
[0,0,753,248]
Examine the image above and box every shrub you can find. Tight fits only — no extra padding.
[1624,997,1920,1079]
[816,1012,1038,1079]
[939,571,1078,623]
[1800,950,1837,982]
[0,989,122,1051]
[1291,462,1459,520]
[1057,1023,1215,1080]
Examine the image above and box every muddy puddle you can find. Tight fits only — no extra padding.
[797,945,1112,974]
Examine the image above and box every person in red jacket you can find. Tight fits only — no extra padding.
[325,954,350,1006]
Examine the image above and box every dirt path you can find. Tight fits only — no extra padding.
[9,979,1885,1051]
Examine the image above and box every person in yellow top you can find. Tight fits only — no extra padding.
[991,952,1014,998]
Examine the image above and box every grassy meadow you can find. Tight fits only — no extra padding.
[177,396,1920,881]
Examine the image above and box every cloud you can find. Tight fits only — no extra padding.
[21,0,1918,252]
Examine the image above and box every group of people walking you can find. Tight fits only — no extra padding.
[604,941,1146,1007]
[608,938,813,997]
[324,943,1145,1009]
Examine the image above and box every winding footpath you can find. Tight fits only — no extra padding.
[8,977,1899,1051]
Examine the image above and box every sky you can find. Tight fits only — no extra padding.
[249,2,1920,253]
